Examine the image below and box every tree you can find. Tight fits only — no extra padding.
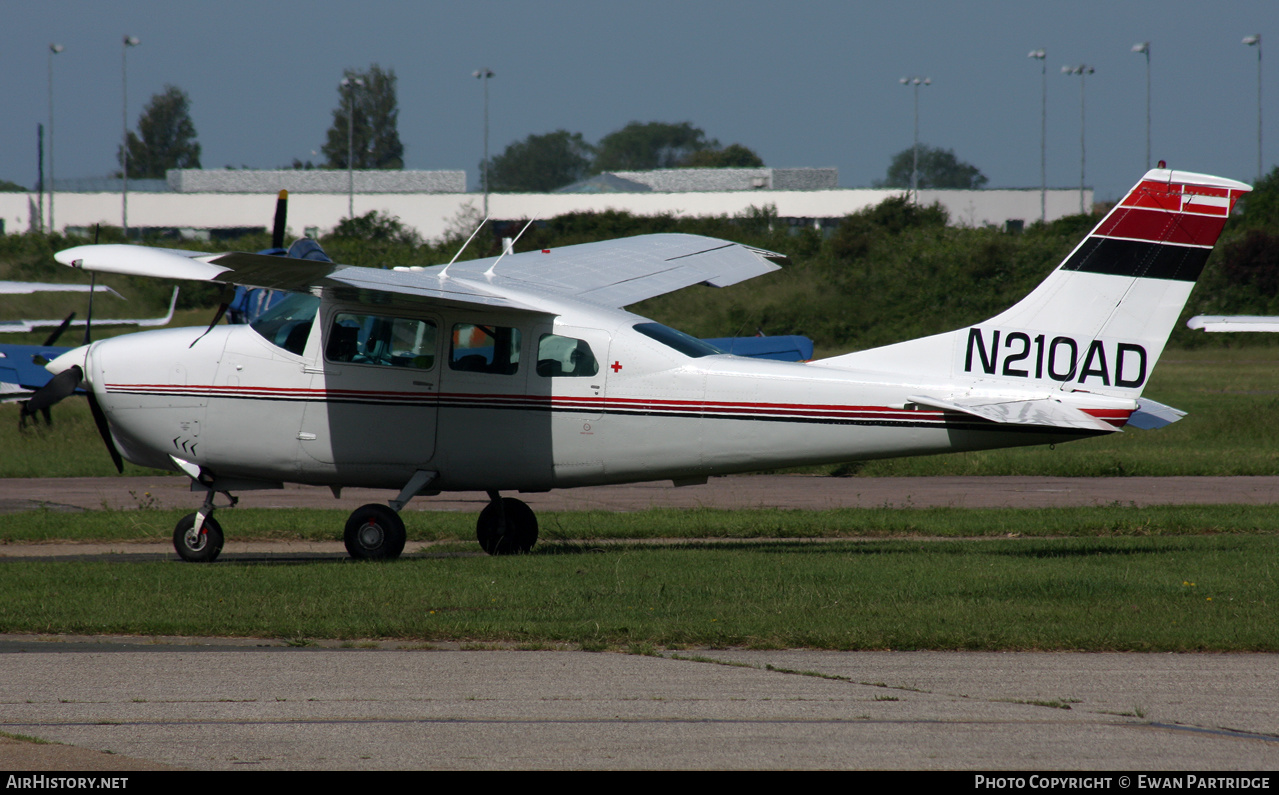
[483,130,595,192]
[321,65,404,170]
[117,85,201,179]
[592,121,715,172]
[875,145,988,190]
[679,143,765,169]
[326,210,420,245]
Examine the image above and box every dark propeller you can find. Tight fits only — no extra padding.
[18,365,82,429]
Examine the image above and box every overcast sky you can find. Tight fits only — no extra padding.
[2,0,1272,202]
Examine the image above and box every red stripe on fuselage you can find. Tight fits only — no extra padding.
[102,382,1135,431]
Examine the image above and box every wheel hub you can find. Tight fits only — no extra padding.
[359,521,384,549]
[184,527,206,551]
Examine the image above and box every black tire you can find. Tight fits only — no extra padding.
[476,497,538,555]
[173,513,224,563]
[344,504,407,560]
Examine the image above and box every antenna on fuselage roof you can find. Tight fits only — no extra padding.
[485,215,538,277]
[439,215,490,279]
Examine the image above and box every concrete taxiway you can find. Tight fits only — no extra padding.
[1,640,1277,771]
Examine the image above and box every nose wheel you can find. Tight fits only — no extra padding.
[173,513,224,563]
[344,503,407,560]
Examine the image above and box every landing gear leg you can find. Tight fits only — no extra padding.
[173,488,234,563]
[476,491,538,555]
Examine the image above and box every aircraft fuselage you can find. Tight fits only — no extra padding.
[85,293,1103,495]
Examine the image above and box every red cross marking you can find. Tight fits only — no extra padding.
[611,361,623,373]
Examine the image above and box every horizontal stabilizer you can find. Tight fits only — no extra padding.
[1127,398,1187,430]
[907,394,1120,433]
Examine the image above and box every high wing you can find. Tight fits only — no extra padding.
[444,234,783,307]
[54,234,783,313]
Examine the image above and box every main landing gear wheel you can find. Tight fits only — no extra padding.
[173,513,224,563]
[344,504,407,560]
[476,497,538,555]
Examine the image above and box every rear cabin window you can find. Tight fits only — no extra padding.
[536,334,599,377]
[449,323,522,375]
[249,292,320,355]
[327,312,437,370]
[633,322,723,358]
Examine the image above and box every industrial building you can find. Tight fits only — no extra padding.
[3,167,1091,241]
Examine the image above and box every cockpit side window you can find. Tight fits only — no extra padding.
[326,312,437,370]
[450,323,521,375]
[536,334,599,377]
[249,292,320,355]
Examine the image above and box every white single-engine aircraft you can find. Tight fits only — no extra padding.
[42,167,1249,562]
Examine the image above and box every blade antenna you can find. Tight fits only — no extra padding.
[440,216,489,279]
[485,215,538,277]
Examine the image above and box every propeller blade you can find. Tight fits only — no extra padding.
[42,312,76,347]
[86,389,124,474]
[19,364,83,429]
[272,189,288,250]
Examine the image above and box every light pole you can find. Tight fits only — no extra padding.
[1062,64,1094,214]
[1132,42,1151,171]
[1244,35,1262,181]
[121,35,139,238]
[474,68,494,216]
[899,76,930,202]
[1028,49,1046,223]
[341,76,364,218]
[48,43,63,234]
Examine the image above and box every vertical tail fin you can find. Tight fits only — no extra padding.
[817,168,1251,398]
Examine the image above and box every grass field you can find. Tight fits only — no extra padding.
[1,535,1273,651]
[0,506,1276,651]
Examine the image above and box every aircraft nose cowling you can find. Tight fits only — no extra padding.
[46,344,90,377]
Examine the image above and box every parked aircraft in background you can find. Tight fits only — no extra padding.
[1187,316,1279,332]
[34,167,1247,563]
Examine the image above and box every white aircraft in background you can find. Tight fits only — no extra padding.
[38,167,1249,563]
[1187,316,1279,332]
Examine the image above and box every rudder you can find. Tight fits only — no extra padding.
[816,168,1250,399]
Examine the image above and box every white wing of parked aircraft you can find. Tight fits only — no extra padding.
[0,286,178,333]
[41,167,1248,564]
[1187,315,1279,332]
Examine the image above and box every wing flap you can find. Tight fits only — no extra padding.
[907,394,1120,433]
